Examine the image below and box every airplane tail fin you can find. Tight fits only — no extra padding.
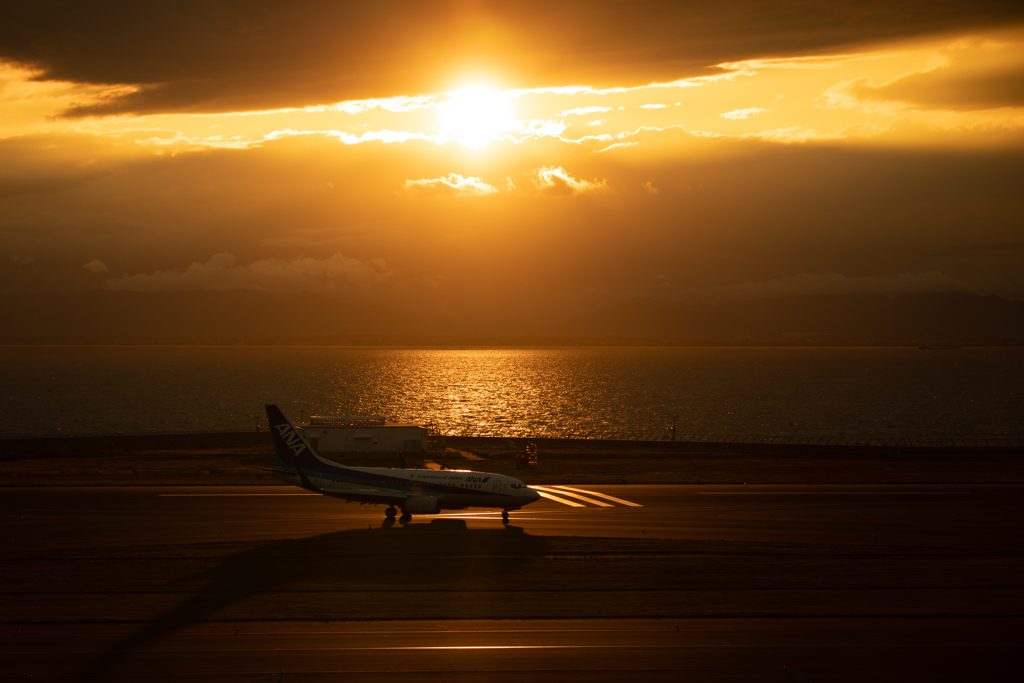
[264,404,324,491]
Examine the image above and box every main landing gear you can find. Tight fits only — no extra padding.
[384,506,411,525]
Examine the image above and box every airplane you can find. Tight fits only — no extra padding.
[263,404,541,525]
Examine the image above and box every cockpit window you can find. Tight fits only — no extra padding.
[511,483,526,488]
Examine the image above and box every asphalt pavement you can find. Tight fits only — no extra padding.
[3,483,1022,680]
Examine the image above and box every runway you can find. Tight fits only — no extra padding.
[6,483,1018,550]
[8,618,1022,681]
[3,483,1023,680]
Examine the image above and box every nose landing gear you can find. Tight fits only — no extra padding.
[501,510,510,526]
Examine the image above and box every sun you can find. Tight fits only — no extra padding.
[439,86,518,147]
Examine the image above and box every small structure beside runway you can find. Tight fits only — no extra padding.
[516,442,539,473]
[301,414,428,456]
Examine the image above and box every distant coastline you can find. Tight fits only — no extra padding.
[2,290,1022,347]
[4,430,1022,458]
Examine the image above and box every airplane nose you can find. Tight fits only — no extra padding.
[527,487,541,502]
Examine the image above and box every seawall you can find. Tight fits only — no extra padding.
[2,430,1021,460]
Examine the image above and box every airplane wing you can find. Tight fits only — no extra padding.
[247,464,410,506]
[322,488,409,506]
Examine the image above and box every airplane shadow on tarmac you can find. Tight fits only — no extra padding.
[78,519,546,681]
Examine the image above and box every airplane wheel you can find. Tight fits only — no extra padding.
[501,510,510,525]
[385,507,397,519]
[399,514,412,525]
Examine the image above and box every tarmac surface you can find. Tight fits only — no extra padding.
[3,483,1023,680]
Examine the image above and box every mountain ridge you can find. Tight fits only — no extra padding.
[2,289,1022,345]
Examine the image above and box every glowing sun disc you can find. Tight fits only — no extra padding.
[440,86,516,146]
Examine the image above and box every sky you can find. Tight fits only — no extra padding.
[2,1,1023,323]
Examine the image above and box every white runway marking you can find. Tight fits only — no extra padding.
[549,485,644,507]
[697,491,969,495]
[27,645,667,654]
[157,493,319,497]
[439,511,503,517]
[534,489,586,507]
[531,485,613,507]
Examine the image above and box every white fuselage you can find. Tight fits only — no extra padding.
[274,465,539,511]
[264,403,540,515]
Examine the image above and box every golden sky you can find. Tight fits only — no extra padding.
[1,1,1023,325]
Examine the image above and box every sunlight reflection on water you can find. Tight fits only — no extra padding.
[1,346,1021,442]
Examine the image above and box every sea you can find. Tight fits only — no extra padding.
[1,346,1022,445]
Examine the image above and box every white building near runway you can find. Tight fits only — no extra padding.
[300,414,428,455]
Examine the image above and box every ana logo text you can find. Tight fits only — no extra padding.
[275,424,306,457]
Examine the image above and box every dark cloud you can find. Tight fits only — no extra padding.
[3,131,1023,311]
[852,65,1024,111]
[1,1,1021,116]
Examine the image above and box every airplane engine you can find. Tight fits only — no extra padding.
[402,496,441,515]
